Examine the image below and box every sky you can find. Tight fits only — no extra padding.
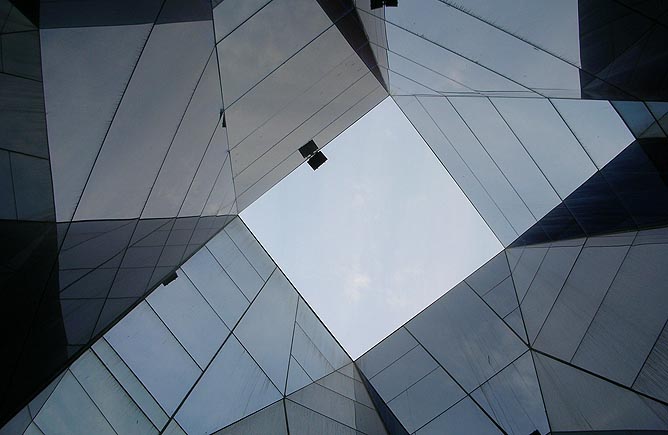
[241,97,502,359]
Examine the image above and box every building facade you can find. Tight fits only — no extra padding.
[1,0,667,433]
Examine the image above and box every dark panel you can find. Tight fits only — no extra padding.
[579,0,668,100]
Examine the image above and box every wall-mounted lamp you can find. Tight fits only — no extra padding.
[299,140,327,171]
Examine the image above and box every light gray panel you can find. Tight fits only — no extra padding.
[509,246,548,302]
[212,0,271,42]
[295,298,351,373]
[471,352,549,435]
[520,245,581,343]
[41,24,151,221]
[92,339,168,430]
[104,302,202,415]
[234,269,298,392]
[406,283,528,392]
[533,245,629,361]
[74,20,214,220]
[175,335,282,435]
[224,218,274,279]
[286,400,357,435]
[448,96,560,219]
[465,252,510,296]
[357,327,418,380]
[385,0,580,97]
[34,371,116,435]
[483,277,518,319]
[147,273,229,368]
[204,152,236,217]
[383,23,529,97]
[534,352,668,431]
[370,345,438,402]
[286,355,314,395]
[288,382,356,428]
[388,368,465,433]
[416,397,502,435]
[214,400,287,435]
[434,0,580,63]
[70,351,157,435]
[491,97,597,198]
[217,0,331,112]
[573,244,668,386]
[143,52,222,218]
[181,248,250,329]
[162,420,187,435]
[552,99,634,168]
[178,123,229,217]
[206,230,265,300]
[316,370,355,401]
[227,25,355,174]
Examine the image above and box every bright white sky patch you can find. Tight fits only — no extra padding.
[241,97,502,359]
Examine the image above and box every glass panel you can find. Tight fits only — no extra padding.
[385,0,580,98]
[41,24,151,221]
[420,96,536,234]
[520,245,582,343]
[415,397,502,435]
[104,302,201,414]
[234,269,298,392]
[142,53,222,218]
[357,327,417,379]
[406,283,528,392]
[212,0,271,43]
[369,345,438,403]
[181,241,250,329]
[286,400,356,435]
[206,231,265,300]
[214,400,287,435]
[534,244,629,361]
[224,218,274,280]
[70,350,157,434]
[395,95,517,245]
[147,272,229,368]
[534,352,668,431]
[383,23,529,97]
[573,243,668,386]
[92,339,168,430]
[491,97,597,198]
[387,368,465,433]
[447,96,560,220]
[295,298,351,373]
[217,0,331,111]
[288,382,356,428]
[465,252,510,296]
[634,324,668,403]
[471,352,549,435]
[175,335,282,434]
[482,277,518,319]
[178,124,229,218]
[226,25,357,172]
[508,246,548,302]
[286,355,314,395]
[34,371,116,435]
[73,20,214,220]
[552,99,634,168]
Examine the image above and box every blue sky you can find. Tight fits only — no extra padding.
[242,97,502,358]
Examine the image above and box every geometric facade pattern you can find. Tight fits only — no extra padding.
[2,0,668,434]
[2,218,388,434]
[359,227,668,434]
